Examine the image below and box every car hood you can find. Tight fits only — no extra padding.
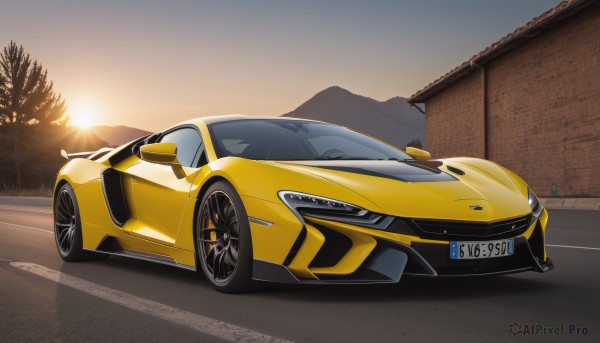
[264,159,531,222]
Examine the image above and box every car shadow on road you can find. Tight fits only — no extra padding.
[63,256,557,304]
[264,275,556,304]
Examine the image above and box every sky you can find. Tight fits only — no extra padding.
[1,0,562,132]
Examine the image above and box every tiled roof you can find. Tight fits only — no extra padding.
[408,0,596,104]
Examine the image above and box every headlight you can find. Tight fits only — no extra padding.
[528,188,543,218]
[278,191,393,229]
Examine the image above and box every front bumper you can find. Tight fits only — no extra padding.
[407,233,554,277]
[251,211,553,284]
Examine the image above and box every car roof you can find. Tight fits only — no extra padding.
[178,115,326,127]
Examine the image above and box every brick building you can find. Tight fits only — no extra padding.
[408,0,600,197]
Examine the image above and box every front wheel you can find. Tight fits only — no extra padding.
[196,181,258,293]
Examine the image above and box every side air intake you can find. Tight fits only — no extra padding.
[101,169,130,227]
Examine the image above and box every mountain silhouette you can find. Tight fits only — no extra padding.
[89,125,152,147]
[282,86,424,148]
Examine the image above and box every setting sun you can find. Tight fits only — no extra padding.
[68,98,99,128]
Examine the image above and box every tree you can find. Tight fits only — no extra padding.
[0,41,67,188]
[0,41,66,126]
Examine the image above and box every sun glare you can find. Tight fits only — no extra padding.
[68,98,99,129]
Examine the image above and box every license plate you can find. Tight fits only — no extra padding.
[449,239,514,260]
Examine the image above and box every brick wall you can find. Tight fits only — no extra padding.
[426,71,485,159]
[486,6,600,197]
[425,6,600,197]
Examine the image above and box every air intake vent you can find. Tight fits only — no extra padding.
[447,165,465,175]
[101,169,130,227]
[309,226,353,268]
[411,215,530,241]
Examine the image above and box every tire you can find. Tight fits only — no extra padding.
[196,181,260,293]
[53,183,103,261]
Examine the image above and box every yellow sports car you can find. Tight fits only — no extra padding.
[54,115,552,293]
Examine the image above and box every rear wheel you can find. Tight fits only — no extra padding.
[197,181,258,293]
[54,183,102,261]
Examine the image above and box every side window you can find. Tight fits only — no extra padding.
[159,128,203,167]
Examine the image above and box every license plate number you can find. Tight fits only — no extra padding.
[449,239,514,260]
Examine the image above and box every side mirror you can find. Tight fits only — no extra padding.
[140,143,186,179]
[405,147,431,161]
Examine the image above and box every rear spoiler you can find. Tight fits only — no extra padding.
[61,147,114,160]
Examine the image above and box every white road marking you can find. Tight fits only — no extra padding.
[0,221,53,234]
[547,244,600,251]
[10,262,291,343]
[0,205,52,214]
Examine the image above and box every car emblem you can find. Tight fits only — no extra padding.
[470,205,483,210]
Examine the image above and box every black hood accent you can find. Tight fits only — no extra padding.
[296,160,457,182]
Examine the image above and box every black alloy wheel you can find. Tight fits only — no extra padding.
[199,190,240,281]
[55,188,77,255]
[197,181,257,293]
[53,183,102,261]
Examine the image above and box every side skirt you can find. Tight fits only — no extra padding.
[89,236,196,272]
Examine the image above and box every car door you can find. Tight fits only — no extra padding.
[125,126,207,246]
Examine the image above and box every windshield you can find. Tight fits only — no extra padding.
[208,119,411,161]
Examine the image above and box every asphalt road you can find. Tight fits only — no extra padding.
[0,199,598,342]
